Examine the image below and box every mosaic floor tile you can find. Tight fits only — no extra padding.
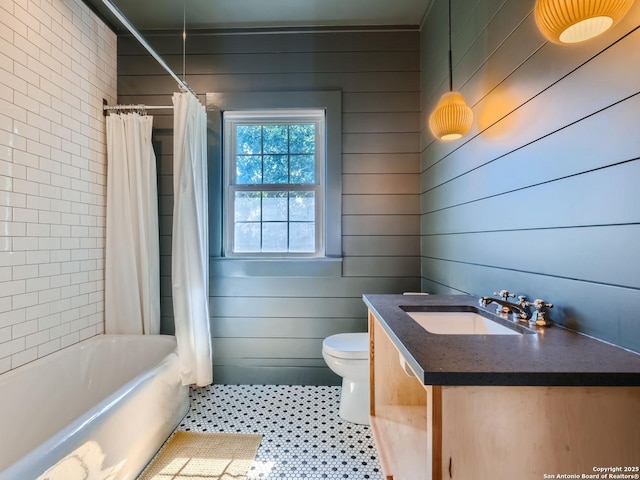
[178,384,383,479]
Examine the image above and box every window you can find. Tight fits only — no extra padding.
[206,90,342,274]
[223,110,325,257]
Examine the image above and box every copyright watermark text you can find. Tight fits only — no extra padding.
[543,467,640,479]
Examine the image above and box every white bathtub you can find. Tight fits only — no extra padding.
[0,334,189,480]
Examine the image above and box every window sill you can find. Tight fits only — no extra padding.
[210,256,342,277]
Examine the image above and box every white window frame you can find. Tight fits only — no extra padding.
[223,109,326,258]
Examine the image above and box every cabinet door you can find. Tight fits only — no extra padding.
[440,386,640,479]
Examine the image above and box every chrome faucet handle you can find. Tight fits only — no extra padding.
[491,290,516,314]
[494,290,516,301]
[532,299,553,309]
[514,296,535,323]
[529,299,553,327]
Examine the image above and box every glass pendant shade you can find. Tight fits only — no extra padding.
[428,91,474,141]
[535,0,635,44]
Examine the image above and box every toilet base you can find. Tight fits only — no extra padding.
[339,377,370,425]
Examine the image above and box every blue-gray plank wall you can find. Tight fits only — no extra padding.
[419,0,640,353]
[117,28,422,384]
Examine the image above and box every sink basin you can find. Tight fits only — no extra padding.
[404,310,525,335]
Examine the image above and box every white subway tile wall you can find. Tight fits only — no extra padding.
[0,0,117,373]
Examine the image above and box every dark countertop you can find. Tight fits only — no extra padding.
[363,294,640,386]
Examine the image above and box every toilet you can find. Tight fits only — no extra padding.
[322,332,370,425]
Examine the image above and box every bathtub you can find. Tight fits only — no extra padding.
[0,334,189,480]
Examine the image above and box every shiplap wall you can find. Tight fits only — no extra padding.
[420,0,640,352]
[117,28,421,384]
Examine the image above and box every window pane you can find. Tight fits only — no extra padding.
[289,222,315,252]
[225,109,327,257]
[263,125,288,154]
[290,155,315,184]
[235,223,260,252]
[262,222,287,252]
[262,191,287,221]
[289,191,315,222]
[236,156,262,184]
[236,125,262,154]
[234,192,261,222]
[263,155,288,184]
[289,124,315,154]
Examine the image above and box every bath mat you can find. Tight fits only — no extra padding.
[138,431,262,480]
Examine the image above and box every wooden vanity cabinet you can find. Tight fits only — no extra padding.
[368,310,640,480]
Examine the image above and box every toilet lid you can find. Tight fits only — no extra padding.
[322,333,368,360]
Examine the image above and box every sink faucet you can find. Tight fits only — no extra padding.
[488,290,516,314]
[479,295,531,322]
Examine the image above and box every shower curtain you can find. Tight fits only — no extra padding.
[172,92,213,386]
[105,113,160,335]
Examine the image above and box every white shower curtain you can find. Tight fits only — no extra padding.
[172,92,213,386]
[105,113,160,335]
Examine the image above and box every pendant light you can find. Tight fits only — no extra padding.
[535,0,636,44]
[428,0,473,142]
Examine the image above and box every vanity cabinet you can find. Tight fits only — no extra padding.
[368,310,640,480]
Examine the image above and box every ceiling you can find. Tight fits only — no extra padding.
[83,0,432,32]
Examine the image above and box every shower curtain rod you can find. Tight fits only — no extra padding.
[99,0,197,98]
[103,104,173,112]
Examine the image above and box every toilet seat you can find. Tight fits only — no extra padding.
[322,333,368,360]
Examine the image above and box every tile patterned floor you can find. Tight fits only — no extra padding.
[178,384,383,479]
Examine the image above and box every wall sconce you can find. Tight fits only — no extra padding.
[535,0,636,44]
[428,0,473,141]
